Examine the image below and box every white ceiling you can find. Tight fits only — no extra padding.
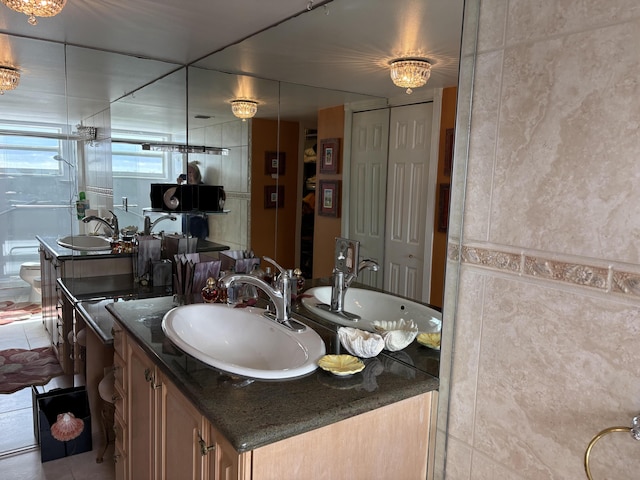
[0,0,464,132]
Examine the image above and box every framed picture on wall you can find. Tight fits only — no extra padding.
[264,185,284,208]
[319,138,340,174]
[264,151,286,176]
[444,128,454,176]
[438,183,450,232]
[318,180,341,217]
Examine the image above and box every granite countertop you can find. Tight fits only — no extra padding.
[37,235,229,260]
[106,296,439,453]
[37,235,130,260]
[58,274,172,344]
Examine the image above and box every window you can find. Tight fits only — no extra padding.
[0,123,67,175]
[111,131,168,178]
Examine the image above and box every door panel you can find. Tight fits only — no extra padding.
[384,103,433,301]
[348,109,390,289]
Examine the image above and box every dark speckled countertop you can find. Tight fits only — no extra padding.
[37,235,229,260]
[106,296,439,453]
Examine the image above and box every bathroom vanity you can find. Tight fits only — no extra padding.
[106,296,439,480]
[36,235,230,373]
[37,236,133,373]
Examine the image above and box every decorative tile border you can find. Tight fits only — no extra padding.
[449,242,640,299]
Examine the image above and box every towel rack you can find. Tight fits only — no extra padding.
[584,414,640,479]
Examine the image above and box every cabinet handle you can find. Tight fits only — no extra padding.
[111,393,122,402]
[114,454,121,463]
[144,368,162,389]
[198,431,215,456]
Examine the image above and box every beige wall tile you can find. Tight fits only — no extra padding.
[477,0,508,53]
[490,20,640,262]
[463,50,503,242]
[447,267,485,443]
[506,0,640,46]
[442,435,473,479]
[457,275,640,479]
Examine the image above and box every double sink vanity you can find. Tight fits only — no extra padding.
[36,234,441,480]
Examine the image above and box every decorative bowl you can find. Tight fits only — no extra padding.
[337,327,385,358]
[373,319,419,352]
[417,332,441,350]
[317,354,365,376]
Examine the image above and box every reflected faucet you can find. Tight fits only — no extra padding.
[325,237,379,320]
[82,210,119,240]
[220,256,306,332]
[143,214,177,235]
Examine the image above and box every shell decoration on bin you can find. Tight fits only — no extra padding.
[337,326,385,358]
[50,412,84,441]
[373,319,419,352]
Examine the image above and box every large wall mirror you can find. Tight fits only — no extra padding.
[0,0,478,476]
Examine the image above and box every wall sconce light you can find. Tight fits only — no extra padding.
[1,0,66,25]
[0,66,20,95]
[389,58,432,94]
[231,100,258,121]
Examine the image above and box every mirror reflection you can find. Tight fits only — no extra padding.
[0,0,468,475]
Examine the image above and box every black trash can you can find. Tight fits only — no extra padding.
[34,384,92,462]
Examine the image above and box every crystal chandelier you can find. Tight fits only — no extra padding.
[1,0,67,25]
[389,58,432,94]
[0,66,20,95]
[231,100,258,120]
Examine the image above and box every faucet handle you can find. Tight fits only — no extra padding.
[263,256,286,276]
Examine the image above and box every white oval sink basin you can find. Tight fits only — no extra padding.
[162,303,326,380]
[57,235,112,251]
[301,287,442,334]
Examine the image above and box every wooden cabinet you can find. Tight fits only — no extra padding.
[113,321,433,480]
[39,247,73,373]
[39,240,133,374]
[114,323,232,480]
[126,339,159,479]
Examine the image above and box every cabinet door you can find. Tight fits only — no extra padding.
[158,374,206,480]
[127,340,161,480]
[206,423,249,480]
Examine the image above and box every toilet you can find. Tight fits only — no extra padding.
[19,262,42,304]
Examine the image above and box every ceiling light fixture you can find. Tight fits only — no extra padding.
[389,58,432,94]
[231,100,258,121]
[0,66,20,95]
[1,0,66,25]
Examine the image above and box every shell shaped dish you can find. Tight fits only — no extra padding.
[417,332,441,350]
[317,354,365,376]
[337,326,385,358]
[373,319,419,352]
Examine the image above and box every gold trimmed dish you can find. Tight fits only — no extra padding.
[417,332,441,350]
[317,354,365,376]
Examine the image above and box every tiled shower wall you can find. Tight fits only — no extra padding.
[444,1,640,478]
[189,119,250,251]
[82,108,112,225]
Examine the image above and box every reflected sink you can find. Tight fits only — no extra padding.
[162,303,326,380]
[57,235,112,251]
[301,287,442,333]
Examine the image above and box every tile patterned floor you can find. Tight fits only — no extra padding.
[0,311,115,479]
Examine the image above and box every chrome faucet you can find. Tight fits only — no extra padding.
[329,259,379,318]
[82,210,119,240]
[219,256,305,332]
[143,214,177,235]
[323,237,379,320]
